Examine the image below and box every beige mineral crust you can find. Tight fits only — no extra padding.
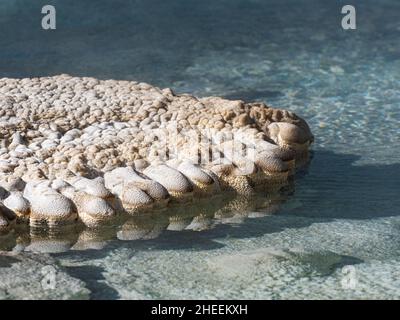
[0,74,313,230]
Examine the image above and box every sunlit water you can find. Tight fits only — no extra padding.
[0,0,399,299]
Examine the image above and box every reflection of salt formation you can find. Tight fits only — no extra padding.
[117,215,168,241]
[0,229,16,251]
[214,194,284,224]
[25,227,80,253]
[0,75,313,233]
[2,183,294,253]
[72,227,117,250]
[0,203,15,235]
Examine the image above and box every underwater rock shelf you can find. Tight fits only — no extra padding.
[0,75,313,233]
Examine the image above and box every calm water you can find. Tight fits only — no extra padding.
[0,0,399,299]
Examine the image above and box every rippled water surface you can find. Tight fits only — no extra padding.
[0,0,399,299]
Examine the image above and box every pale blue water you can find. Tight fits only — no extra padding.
[0,0,399,299]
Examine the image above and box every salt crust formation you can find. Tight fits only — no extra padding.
[0,75,313,232]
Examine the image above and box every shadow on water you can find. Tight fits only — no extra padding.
[65,265,120,300]
[0,254,19,267]
[291,149,400,219]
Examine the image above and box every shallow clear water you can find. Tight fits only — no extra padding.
[0,0,399,299]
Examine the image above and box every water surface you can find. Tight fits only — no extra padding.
[0,0,399,299]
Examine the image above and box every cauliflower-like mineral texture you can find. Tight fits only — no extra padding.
[0,74,313,229]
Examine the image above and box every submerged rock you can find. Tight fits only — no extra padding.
[0,251,90,299]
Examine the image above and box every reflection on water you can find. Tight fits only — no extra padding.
[0,183,294,253]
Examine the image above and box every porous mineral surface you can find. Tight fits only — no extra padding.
[0,75,313,230]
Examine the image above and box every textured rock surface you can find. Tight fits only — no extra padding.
[0,75,313,229]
